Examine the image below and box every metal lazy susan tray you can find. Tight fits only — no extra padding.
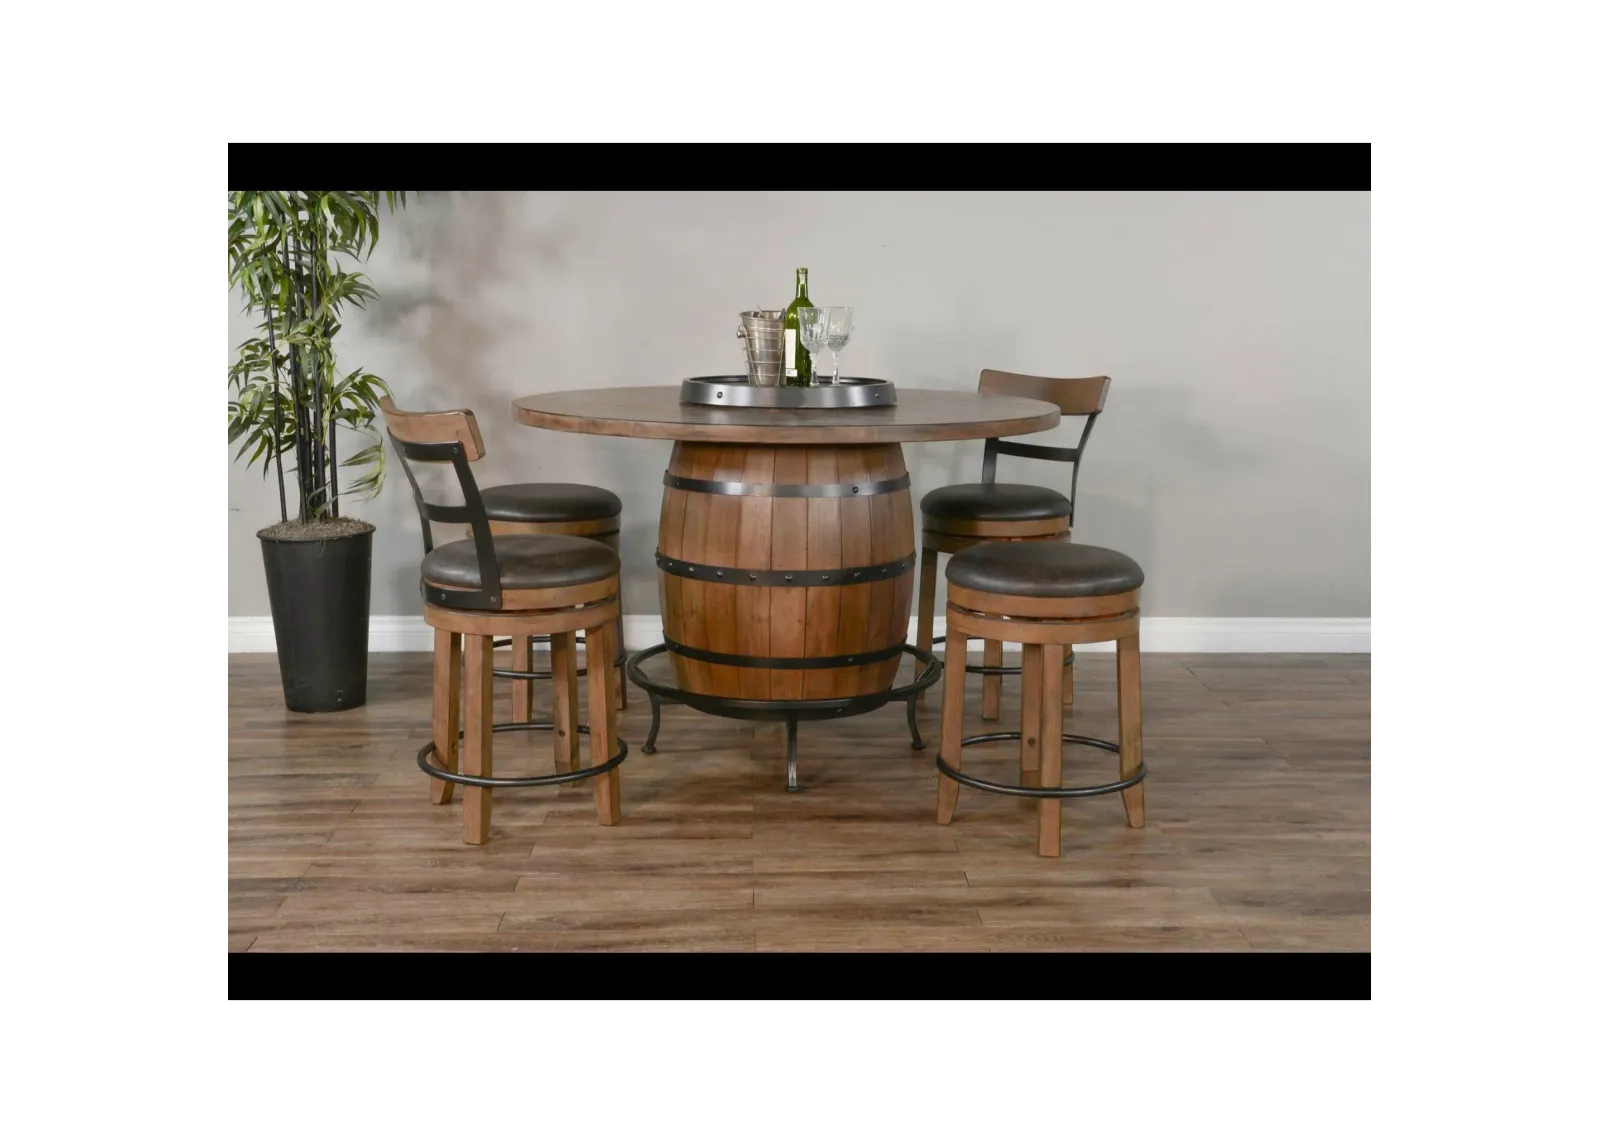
[679,376,897,409]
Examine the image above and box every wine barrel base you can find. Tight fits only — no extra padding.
[624,643,941,790]
[658,441,917,703]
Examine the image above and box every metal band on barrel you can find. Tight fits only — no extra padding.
[663,638,906,671]
[662,472,911,498]
[655,551,916,586]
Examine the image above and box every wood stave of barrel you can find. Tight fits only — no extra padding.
[657,441,915,701]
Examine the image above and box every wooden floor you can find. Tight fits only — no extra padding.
[229,650,1370,952]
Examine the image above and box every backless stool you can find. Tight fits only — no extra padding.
[916,372,1110,721]
[380,399,626,844]
[934,542,1146,857]
[482,485,629,718]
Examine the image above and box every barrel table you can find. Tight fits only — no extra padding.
[512,386,1060,790]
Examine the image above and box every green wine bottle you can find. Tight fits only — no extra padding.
[782,267,813,387]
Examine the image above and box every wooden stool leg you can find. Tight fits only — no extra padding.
[981,639,1003,720]
[1117,631,1145,828]
[1019,643,1043,788]
[914,544,939,712]
[585,620,622,825]
[511,636,533,724]
[611,617,627,713]
[551,630,580,774]
[462,634,494,844]
[1063,531,1075,709]
[612,536,628,711]
[1038,644,1065,857]
[430,629,462,805]
[935,631,969,825]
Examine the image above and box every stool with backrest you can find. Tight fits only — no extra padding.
[381,398,626,844]
[916,371,1110,719]
[380,398,628,726]
[934,541,1146,857]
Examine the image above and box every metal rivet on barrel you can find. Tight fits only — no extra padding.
[851,485,859,493]
[749,572,758,580]
[716,570,723,577]
[784,574,793,581]
[716,391,724,398]
[821,575,829,581]
[688,566,696,572]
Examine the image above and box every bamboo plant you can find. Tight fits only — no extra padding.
[227,191,409,527]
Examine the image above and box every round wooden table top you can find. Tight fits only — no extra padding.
[511,386,1060,445]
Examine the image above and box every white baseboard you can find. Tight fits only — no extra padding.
[229,614,1369,655]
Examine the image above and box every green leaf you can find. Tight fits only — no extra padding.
[229,189,412,502]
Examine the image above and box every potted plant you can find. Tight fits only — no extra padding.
[228,191,409,712]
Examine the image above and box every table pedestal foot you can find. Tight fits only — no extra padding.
[785,715,801,792]
[642,690,663,754]
[906,697,926,750]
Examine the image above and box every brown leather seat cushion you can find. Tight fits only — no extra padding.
[921,482,1071,523]
[946,541,1144,598]
[480,483,622,524]
[421,534,620,591]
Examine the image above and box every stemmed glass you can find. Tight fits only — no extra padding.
[821,306,853,384]
[797,307,828,386]
[798,306,854,385]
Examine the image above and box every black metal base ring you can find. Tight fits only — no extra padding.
[623,642,941,774]
[935,730,1145,799]
[625,642,940,720]
[417,721,628,789]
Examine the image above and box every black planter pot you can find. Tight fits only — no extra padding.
[259,524,374,712]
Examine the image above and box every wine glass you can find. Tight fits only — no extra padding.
[821,306,853,385]
[797,306,828,386]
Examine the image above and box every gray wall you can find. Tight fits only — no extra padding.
[228,191,1370,619]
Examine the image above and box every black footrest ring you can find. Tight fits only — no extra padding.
[417,722,628,789]
[493,635,587,648]
[494,665,588,681]
[489,636,627,682]
[926,637,1075,672]
[935,730,1144,799]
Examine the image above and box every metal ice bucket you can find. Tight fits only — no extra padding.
[737,309,786,387]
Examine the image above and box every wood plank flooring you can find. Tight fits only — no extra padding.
[229,650,1370,952]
